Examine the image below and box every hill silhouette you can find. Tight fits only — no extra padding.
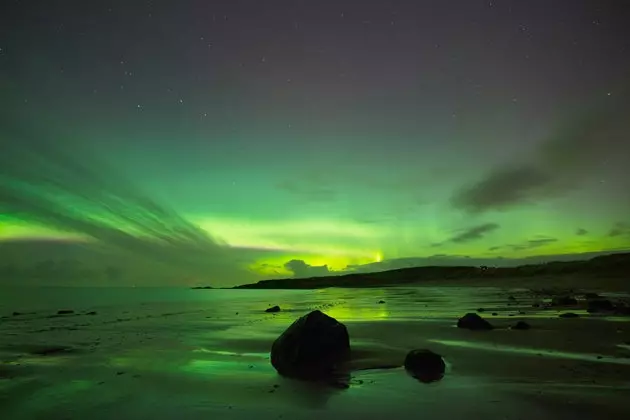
[234,252,630,289]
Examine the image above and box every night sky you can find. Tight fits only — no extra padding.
[1,0,629,286]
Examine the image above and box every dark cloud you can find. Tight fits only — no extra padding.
[489,237,558,252]
[448,223,500,243]
[284,259,330,278]
[451,94,630,213]
[576,228,588,236]
[451,167,553,213]
[608,222,630,237]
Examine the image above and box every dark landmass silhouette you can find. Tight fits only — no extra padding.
[233,252,630,289]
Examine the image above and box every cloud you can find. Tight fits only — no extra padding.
[0,117,248,285]
[284,259,330,278]
[576,228,588,236]
[608,222,630,237]
[448,223,500,243]
[451,167,553,213]
[489,237,558,252]
[451,94,630,213]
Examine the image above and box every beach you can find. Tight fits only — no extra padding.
[1,285,630,419]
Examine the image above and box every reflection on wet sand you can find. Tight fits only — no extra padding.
[1,286,630,419]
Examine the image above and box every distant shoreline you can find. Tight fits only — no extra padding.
[230,252,630,291]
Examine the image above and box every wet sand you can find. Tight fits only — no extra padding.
[1,286,629,419]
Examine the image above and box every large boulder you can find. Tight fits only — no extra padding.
[270,310,350,380]
[404,349,445,383]
[457,313,494,330]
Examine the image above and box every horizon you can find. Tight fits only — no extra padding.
[2,1,630,287]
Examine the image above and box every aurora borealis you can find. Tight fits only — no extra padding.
[1,0,629,286]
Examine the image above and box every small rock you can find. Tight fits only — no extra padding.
[116,371,125,375]
[587,299,615,313]
[404,349,446,383]
[477,308,485,313]
[86,311,97,316]
[266,306,281,313]
[57,310,74,315]
[615,307,630,316]
[457,313,494,330]
[551,296,578,306]
[492,312,498,316]
[12,311,22,316]
[512,321,531,330]
[559,312,579,318]
[377,300,386,304]
[508,296,516,301]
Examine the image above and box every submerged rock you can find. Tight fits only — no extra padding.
[265,305,281,313]
[512,321,531,330]
[404,349,445,383]
[270,310,350,380]
[457,313,494,330]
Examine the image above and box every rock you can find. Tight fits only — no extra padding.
[265,305,281,313]
[615,306,630,316]
[492,312,498,316]
[587,299,615,313]
[30,345,74,356]
[512,321,531,330]
[12,311,22,316]
[377,300,386,304]
[457,313,494,330]
[508,296,516,301]
[270,310,350,380]
[404,349,445,383]
[86,311,97,316]
[57,310,74,315]
[559,312,579,318]
[551,296,578,306]
[476,308,485,313]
